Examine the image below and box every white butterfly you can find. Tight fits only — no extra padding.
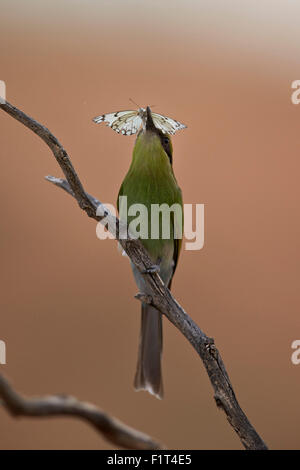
[92,107,187,136]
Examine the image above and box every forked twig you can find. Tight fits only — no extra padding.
[0,100,268,450]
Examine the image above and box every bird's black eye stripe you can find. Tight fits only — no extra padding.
[160,135,172,165]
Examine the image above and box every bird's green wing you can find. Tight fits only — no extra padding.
[168,190,183,289]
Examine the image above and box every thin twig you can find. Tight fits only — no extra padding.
[0,374,162,450]
[0,100,268,450]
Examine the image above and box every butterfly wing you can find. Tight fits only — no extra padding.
[151,112,187,135]
[93,108,186,136]
[93,110,142,135]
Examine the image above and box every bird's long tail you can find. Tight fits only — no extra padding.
[134,303,163,399]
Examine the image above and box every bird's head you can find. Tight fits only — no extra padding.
[136,106,173,165]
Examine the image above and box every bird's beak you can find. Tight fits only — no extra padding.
[145,106,156,132]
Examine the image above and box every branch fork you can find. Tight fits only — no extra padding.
[0,100,268,450]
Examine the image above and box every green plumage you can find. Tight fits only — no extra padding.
[118,131,183,280]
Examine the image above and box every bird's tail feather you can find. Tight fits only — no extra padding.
[134,303,163,399]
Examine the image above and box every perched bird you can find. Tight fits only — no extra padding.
[117,107,184,399]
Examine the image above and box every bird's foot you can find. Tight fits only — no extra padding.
[134,292,153,305]
[141,264,160,275]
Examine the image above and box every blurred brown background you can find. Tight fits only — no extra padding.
[0,0,299,450]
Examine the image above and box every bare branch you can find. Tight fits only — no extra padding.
[45,175,101,206]
[0,374,162,450]
[0,100,268,450]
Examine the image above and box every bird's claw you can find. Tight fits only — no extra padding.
[141,264,160,275]
[135,292,153,304]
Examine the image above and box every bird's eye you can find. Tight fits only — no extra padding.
[163,137,169,145]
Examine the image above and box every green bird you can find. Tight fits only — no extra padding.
[117,107,183,399]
